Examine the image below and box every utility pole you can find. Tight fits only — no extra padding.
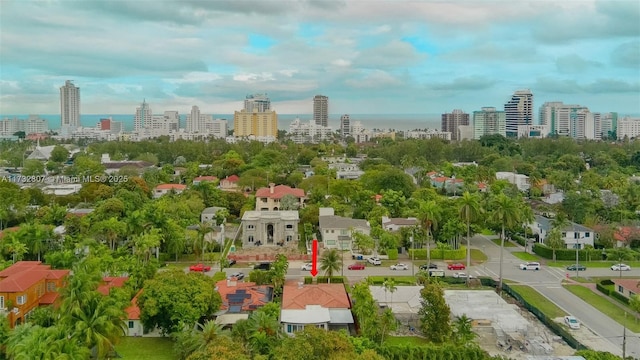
[623,312,626,359]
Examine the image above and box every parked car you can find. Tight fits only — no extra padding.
[420,263,438,270]
[227,258,237,266]
[564,315,580,330]
[348,263,366,270]
[189,263,211,272]
[390,263,409,270]
[452,272,474,279]
[566,264,586,271]
[519,262,541,270]
[428,269,445,277]
[367,257,382,266]
[228,272,245,280]
[447,263,466,270]
[611,263,631,271]
[254,262,271,271]
[301,263,313,271]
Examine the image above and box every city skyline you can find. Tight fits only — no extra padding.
[1,1,639,115]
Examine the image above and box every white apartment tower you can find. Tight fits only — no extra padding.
[340,114,351,138]
[244,94,271,112]
[539,102,592,138]
[313,95,329,127]
[187,105,211,133]
[504,89,533,138]
[134,100,152,131]
[473,107,506,140]
[441,109,469,141]
[617,116,640,140]
[60,80,80,128]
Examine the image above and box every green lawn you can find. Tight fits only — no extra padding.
[492,239,517,247]
[563,285,640,333]
[385,336,429,346]
[511,252,540,261]
[368,276,417,285]
[471,249,488,263]
[509,285,567,319]
[116,337,176,360]
[571,276,640,284]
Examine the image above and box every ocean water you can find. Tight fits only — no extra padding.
[1,114,442,132]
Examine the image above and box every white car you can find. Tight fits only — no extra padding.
[611,263,631,271]
[367,257,382,266]
[301,263,313,271]
[390,263,409,270]
[519,262,540,270]
[452,272,474,279]
[564,316,580,330]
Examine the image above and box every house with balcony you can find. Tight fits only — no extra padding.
[529,215,595,249]
[0,261,69,327]
[214,279,274,328]
[255,183,305,211]
[280,282,354,336]
[241,211,299,247]
[318,208,370,250]
[153,183,187,198]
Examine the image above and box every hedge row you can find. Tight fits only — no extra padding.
[407,246,466,260]
[533,243,589,261]
[596,279,630,305]
[303,276,345,284]
[387,248,399,260]
[512,234,527,247]
[377,344,490,360]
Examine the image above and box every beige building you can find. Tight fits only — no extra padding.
[234,110,278,138]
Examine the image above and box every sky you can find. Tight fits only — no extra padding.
[1,0,639,116]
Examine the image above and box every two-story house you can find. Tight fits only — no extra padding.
[382,216,418,232]
[529,215,595,249]
[0,261,69,327]
[255,183,305,211]
[280,282,354,336]
[318,208,370,250]
[241,211,299,247]
[496,172,530,192]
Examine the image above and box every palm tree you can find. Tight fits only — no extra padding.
[458,192,481,284]
[383,279,397,304]
[320,249,342,278]
[417,200,441,265]
[546,228,565,262]
[196,222,214,262]
[247,311,281,355]
[490,194,521,293]
[4,232,28,263]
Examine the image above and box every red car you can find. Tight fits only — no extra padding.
[189,263,211,272]
[447,263,466,270]
[348,263,366,270]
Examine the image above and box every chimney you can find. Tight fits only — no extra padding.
[269,183,275,194]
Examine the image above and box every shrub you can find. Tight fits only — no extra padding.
[533,243,588,261]
[610,290,630,305]
[512,234,527,247]
[408,246,466,260]
[596,282,611,296]
[387,248,399,260]
[304,276,313,284]
[316,276,345,284]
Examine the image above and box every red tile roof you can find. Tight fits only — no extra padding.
[0,261,69,293]
[281,283,351,310]
[0,226,20,239]
[97,277,129,296]
[39,292,59,305]
[612,279,640,293]
[224,175,239,183]
[255,185,305,199]
[126,289,143,320]
[613,227,640,242]
[155,183,187,191]
[215,280,273,312]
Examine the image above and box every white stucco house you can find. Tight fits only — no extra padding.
[318,208,370,250]
[529,215,595,249]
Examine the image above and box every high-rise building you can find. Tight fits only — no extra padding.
[340,114,351,138]
[134,100,152,131]
[313,95,329,127]
[601,112,618,139]
[539,102,589,137]
[473,107,506,139]
[234,110,278,138]
[504,89,533,138]
[60,80,80,128]
[617,116,640,140]
[187,105,213,133]
[441,109,469,141]
[244,94,271,112]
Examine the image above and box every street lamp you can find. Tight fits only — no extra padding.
[574,236,585,279]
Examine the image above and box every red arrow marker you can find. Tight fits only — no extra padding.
[310,239,318,277]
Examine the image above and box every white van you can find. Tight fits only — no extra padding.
[428,269,445,277]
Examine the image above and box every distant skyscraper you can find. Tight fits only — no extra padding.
[340,114,351,138]
[134,100,152,131]
[539,102,589,137]
[313,95,329,127]
[504,89,533,138]
[60,80,80,128]
[473,107,506,139]
[441,109,469,141]
[244,94,271,112]
[617,116,640,140]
